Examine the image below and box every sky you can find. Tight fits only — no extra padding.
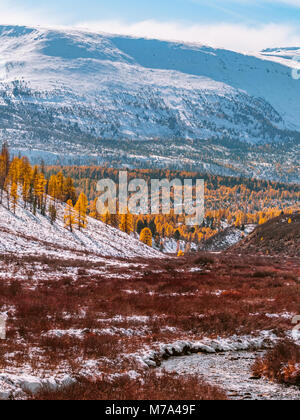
[1,0,300,52]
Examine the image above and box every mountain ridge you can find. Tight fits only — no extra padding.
[230,212,300,257]
[0,25,299,182]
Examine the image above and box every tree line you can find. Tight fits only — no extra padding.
[0,143,89,232]
[0,145,152,247]
[1,144,299,252]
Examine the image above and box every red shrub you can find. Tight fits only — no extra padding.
[252,341,300,387]
[31,371,227,400]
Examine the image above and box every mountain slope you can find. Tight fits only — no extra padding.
[0,25,299,181]
[198,225,256,252]
[0,198,161,259]
[230,212,300,257]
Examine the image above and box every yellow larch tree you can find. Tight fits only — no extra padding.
[21,158,33,208]
[119,212,134,235]
[34,172,47,214]
[48,175,59,203]
[64,199,75,232]
[10,182,18,214]
[63,176,77,204]
[101,209,111,225]
[140,227,152,247]
[0,143,9,204]
[74,192,88,231]
[89,198,101,220]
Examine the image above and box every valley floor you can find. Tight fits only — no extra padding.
[0,249,299,400]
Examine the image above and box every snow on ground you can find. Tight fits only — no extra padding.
[159,238,198,254]
[163,351,300,400]
[138,331,280,367]
[0,331,280,400]
[198,224,256,252]
[44,326,149,338]
[0,197,162,260]
[0,373,75,400]
[0,196,298,400]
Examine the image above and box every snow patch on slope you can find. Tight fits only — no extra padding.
[0,197,161,259]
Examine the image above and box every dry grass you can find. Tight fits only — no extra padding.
[30,371,228,400]
[0,251,299,399]
[232,212,300,257]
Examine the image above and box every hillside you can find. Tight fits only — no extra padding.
[0,26,299,181]
[231,212,300,257]
[198,225,256,252]
[0,198,161,260]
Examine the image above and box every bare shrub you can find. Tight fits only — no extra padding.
[252,340,300,387]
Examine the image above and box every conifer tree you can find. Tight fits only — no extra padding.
[0,156,7,204]
[64,199,75,232]
[10,182,18,214]
[0,142,10,204]
[74,192,88,231]
[56,172,64,201]
[49,204,57,225]
[119,212,134,235]
[34,172,47,215]
[89,198,101,220]
[137,219,146,235]
[1,142,10,175]
[48,175,59,203]
[101,209,111,225]
[140,227,153,247]
[8,157,21,185]
[21,158,33,208]
[4,175,10,210]
[31,166,38,214]
[63,177,77,204]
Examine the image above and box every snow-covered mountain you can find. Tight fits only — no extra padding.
[260,47,300,66]
[0,25,299,181]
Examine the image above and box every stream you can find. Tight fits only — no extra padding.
[162,350,300,400]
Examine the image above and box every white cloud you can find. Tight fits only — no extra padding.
[0,0,299,53]
[76,20,300,52]
[0,0,61,27]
